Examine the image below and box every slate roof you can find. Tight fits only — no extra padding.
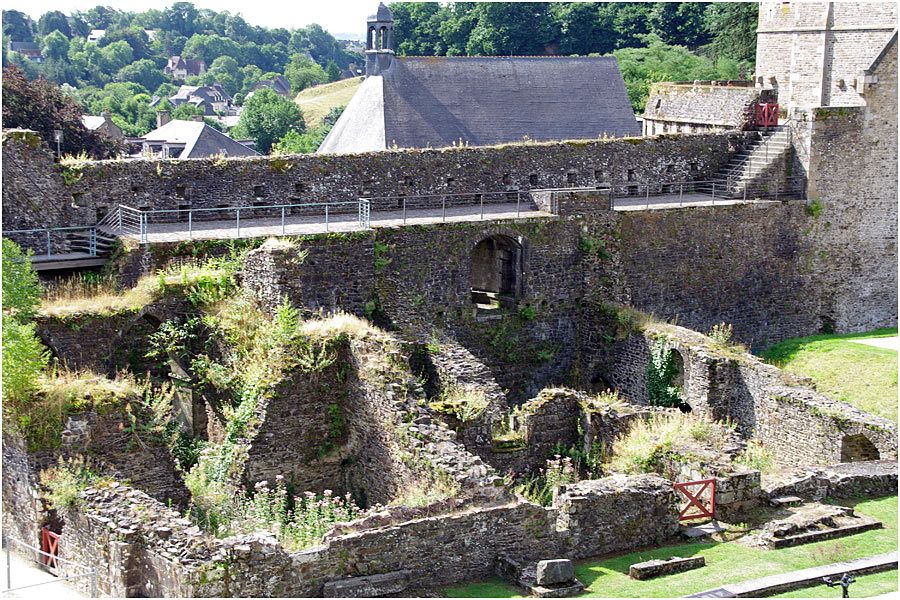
[142,120,259,158]
[318,56,639,154]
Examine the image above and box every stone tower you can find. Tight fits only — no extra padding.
[755,2,897,113]
[365,3,394,77]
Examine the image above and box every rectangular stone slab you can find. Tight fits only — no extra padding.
[629,556,705,580]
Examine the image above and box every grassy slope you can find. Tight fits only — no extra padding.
[759,328,898,423]
[441,496,898,598]
[294,77,362,129]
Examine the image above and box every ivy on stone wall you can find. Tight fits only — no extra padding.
[646,338,686,409]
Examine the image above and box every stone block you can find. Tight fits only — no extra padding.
[322,570,411,598]
[629,556,705,580]
[535,559,575,585]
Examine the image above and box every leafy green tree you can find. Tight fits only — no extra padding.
[466,2,559,55]
[80,6,121,29]
[99,40,134,73]
[117,59,166,91]
[206,55,243,96]
[325,60,341,83]
[650,2,711,49]
[2,10,34,42]
[704,2,759,64]
[41,30,70,61]
[1,238,41,322]
[613,35,722,111]
[164,2,200,37]
[100,27,151,61]
[284,54,326,92]
[1,239,49,404]
[232,87,304,153]
[182,33,241,64]
[37,10,71,38]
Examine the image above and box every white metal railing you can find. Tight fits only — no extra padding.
[3,534,97,597]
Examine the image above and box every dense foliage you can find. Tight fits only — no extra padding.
[231,87,306,153]
[1,66,122,158]
[1,239,49,405]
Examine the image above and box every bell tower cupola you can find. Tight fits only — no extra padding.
[365,3,394,77]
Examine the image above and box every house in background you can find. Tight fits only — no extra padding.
[155,84,234,116]
[82,111,124,141]
[87,29,106,43]
[141,114,258,159]
[8,41,43,63]
[319,3,639,154]
[164,55,207,81]
[249,75,292,97]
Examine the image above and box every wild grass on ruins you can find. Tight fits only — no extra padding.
[40,273,159,318]
[428,384,489,422]
[609,412,733,477]
[734,439,777,474]
[515,455,578,506]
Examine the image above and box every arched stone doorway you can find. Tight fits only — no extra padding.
[840,434,880,462]
[470,235,522,309]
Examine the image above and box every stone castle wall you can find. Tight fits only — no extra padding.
[2,133,745,236]
[755,2,896,111]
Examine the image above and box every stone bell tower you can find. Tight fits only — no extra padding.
[365,3,394,77]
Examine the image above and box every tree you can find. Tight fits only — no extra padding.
[2,10,34,41]
[1,239,49,404]
[232,87,304,153]
[206,55,243,96]
[284,54,326,92]
[100,27,151,60]
[2,66,122,158]
[466,2,559,56]
[704,2,759,65]
[164,2,200,37]
[117,59,166,91]
[612,35,724,111]
[649,2,711,49]
[37,10,72,38]
[41,30,70,61]
[325,60,341,82]
[99,40,134,74]
[1,238,41,323]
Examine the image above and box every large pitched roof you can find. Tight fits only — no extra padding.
[319,55,639,154]
[142,120,259,158]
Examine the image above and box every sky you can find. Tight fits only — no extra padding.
[5,0,380,39]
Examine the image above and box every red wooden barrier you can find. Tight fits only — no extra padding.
[673,478,716,521]
[755,103,779,128]
[40,526,60,569]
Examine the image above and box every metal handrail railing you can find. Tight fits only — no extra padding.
[3,534,97,597]
[116,199,372,242]
[3,225,103,258]
[607,175,808,209]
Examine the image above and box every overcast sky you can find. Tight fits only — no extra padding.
[6,0,381,39]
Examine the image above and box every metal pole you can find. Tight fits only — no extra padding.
[679,183,683,207]
[516,191,521,217]
[645,183,650,209]
[743,184,748,203]
[281,207,286,235]
[775,181,779,202]
[325,205,329,232]
[188,211,193,240]
[442,196,446,222]
[480,194,484,220]
[47,230,51,258]
[91,570,97,598]
[236,208,240,238]
[7,538,11,590]
[403,197,407,225]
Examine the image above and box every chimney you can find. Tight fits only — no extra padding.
[157,110,171,128]
[191,115,204,122]
[101,110,112,121]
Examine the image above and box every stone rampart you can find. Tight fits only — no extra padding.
[642,82,762,135]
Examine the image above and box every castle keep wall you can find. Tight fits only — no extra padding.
[754,2,896,111]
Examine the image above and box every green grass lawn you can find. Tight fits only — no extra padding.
[772,569,898,598]
[441,496,898,598]
[759,328,898,423]
[294,77,361,129]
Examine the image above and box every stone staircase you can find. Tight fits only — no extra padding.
[709,126,792,198]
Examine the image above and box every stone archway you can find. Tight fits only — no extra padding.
[840,434,880,462]
[470,235,522,309]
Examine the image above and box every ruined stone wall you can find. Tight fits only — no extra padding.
[1,434,46,547]
[242,360,349,494]
[2,133,745,231]
[755,2,897,111]
[596,321,897,468]
[642,83,760,135]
